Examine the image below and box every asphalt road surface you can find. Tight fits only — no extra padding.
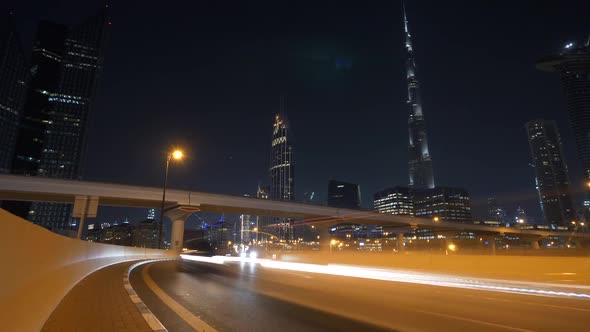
[131,259,590,332]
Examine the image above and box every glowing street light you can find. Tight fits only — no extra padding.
[172,149,184,160]
[330,239,337,254]
[447,243,457,251]
[433,216,440,222]
[158,148,184,249]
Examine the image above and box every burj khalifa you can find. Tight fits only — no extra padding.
[404,4,435,189]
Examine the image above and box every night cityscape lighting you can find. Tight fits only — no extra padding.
[0,1,590,331]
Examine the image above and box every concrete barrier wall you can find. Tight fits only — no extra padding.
[0,209,176,332]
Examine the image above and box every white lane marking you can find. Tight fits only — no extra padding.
[143,263,218,332]
[413,309,536,332]
[126,259,172,332]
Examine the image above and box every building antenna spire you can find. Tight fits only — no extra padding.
[402,1,412,52]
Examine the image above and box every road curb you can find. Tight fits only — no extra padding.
[125,258,177,332]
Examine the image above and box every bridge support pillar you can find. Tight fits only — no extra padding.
[171,219,186,253]
[165,206,200,254]
[486,236,496,255]
[531,239,540,249]
[316,224,332,253]
[396,233,405,252]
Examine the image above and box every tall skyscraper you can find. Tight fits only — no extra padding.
[403,4,434,189]
[0,13,28,174]
[269,113,295,240]
[6,8,109,231]
[537,39,590,189]
[327,180,361,209]
[526,119,574,225]
[269,113,295,201]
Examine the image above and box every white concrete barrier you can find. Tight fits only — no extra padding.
[0,209,176,332]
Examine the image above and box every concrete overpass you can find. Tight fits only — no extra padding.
[1,174,587,249]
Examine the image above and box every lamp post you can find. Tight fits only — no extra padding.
[159,149,184,249]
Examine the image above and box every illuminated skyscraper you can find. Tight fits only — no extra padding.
[269,113,295,240]
[269,114,294,201]
[6,8,109,230]
[403,4,434,189]
[537,38,590,190]
[526,119,574,225]
[0,13,28,175]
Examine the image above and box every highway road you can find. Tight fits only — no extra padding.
[131,258,590,332]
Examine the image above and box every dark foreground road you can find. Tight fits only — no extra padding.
[131,259,590,332]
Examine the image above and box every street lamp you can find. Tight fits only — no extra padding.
[158,149,184,249]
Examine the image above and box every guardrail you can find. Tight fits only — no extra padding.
[0,208,176,332]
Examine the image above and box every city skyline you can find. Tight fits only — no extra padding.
[3,1,589,223]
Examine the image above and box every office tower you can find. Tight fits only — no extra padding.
[7,8,109,231]
[526,120,574,225]
[239,214,253,244]
[327,180,362,238]
[403,4,434,189]
[255,184,270,241]
[257,184,270,200]
[537,39,590,189]
[514,206,528,225]
[132,219,159,248]
[269,113,295,240]
[327,180,361,209]
[487,197,507,223]
[0,13,28,174]
[269,113,295,201]
[373,186,414,215]
[147,208,155,220]
[413,187,472,222]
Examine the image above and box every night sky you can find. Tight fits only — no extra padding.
[5,0,590,224]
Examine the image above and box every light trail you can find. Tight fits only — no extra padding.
[179,254,590,300]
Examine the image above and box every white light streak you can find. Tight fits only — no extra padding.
[179,255,590,299]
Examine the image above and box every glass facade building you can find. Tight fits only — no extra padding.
[327,180,361,209]
[6,9,109,231]
[403,5,434,189]
[526,119,574,225]
[537,41,590,189]
[0,13,28,174]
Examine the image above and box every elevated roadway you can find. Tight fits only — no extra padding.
[1,174,587,251]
